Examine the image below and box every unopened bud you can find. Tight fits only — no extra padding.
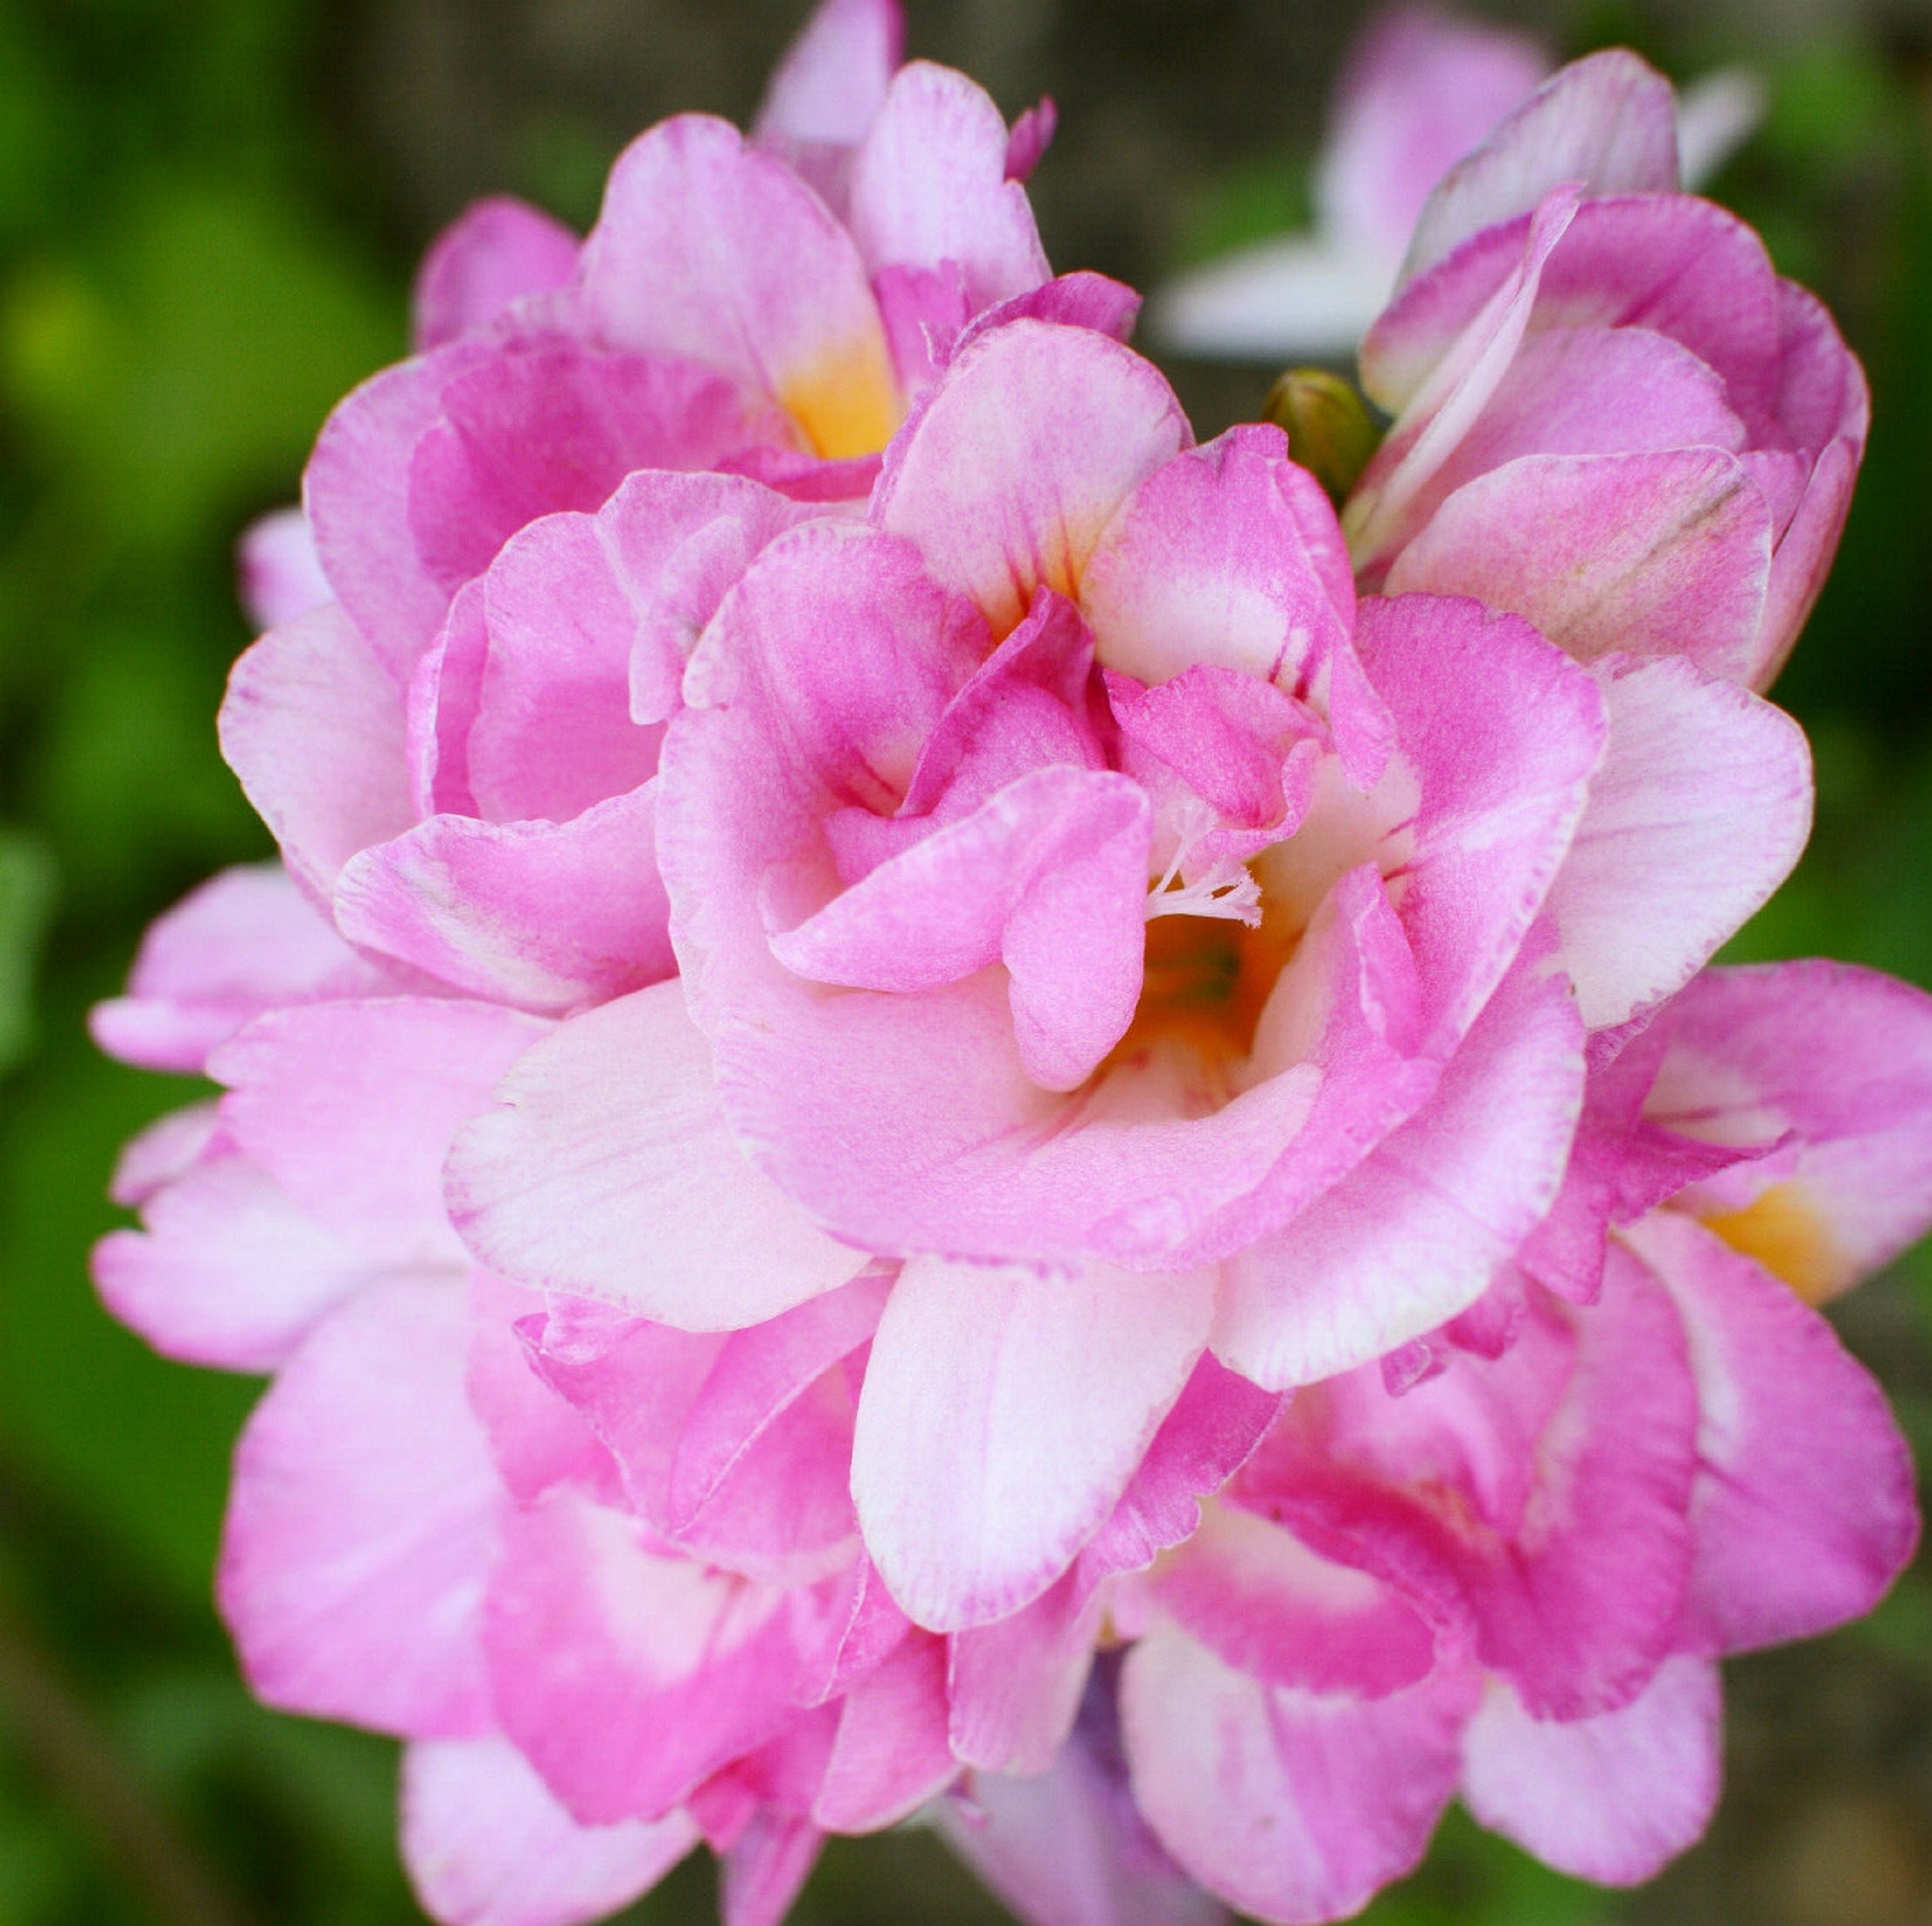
[1261,368,1383,506]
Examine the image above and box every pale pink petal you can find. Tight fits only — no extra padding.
[334,787,676,1015]
[305,349,489,672]
[1352,188,1580,543]
[90,862,393,1074]
[107,1104,219,1206]
[1461,1658,1721,1884]
[846,62,1048,311]
[1321,9,1549,264]
[94,1138,373,1373]
[1400,50,1679,288]
[813,1632,957,1831]
[447,981,869,1328]
[951,270,1141,359]
[1624,1212,1918,1652]
[412,198,581,352]
[1214,954,1585,1390]
[219,1275,498,1737]
[753,0,903,153]
[237,507,331,631]
[1546,655,1809,1029]
[852,1257,1217,1629]
[577,116,900,460]
[211,997,549,1267]
[1646,961,1932,1298]
[874,319,1191,634]
[665,1274,891,1533]
[403,1734,696,1926]
[1386,450,1774,684]
[1121,1623,1476,1924]
[219,604,416,902]
[948,1575,1103,1774]
[484,1485,813,1823]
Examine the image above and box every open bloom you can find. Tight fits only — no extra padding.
[1150,7,1759,364]
[1343,50,1865,692]
[940,962,1932,1926]
[448,314,1815,1638]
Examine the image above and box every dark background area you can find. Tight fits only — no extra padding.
[1,1,1931,1921]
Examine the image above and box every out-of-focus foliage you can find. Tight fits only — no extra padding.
[0,2,1929,1924]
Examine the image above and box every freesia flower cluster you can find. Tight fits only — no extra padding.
[92,4,1932,1924]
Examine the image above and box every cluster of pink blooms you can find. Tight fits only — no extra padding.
[91,3,1932,1923]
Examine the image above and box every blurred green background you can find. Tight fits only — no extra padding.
[1,1,1930,1921]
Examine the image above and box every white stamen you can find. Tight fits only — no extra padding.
[1145,800,1264,926]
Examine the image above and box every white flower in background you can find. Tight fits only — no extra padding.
[1150,5,1763,362]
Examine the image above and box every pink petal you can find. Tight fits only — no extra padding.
[210,997,548,1268]
[1132,1501,1436,1700]
[1546,655,1809,1029]
[1004,97,1057,183]
[752,0,903,154]
[1081,426,1389,786]
[1757,434,1860,689]
[1121,1623,1476,1924]
[852,1257,1217,1629]
[1353,594,1606,1051]
[1624,1211,1918,1652]
[719,1812,824,1926]
[446,981,869,1328]
[1214,946,1584,1393]
[874,318,1191,634]
[1647,960,1932,1297]
[94,1137,372,1373]
[237,507,331,631]
[1385,449,1774,682]
[219,1276,498,1737]
[90,862,393,1074]
[846,62,1049,309]
[484,1485,816,1823]
[577,115,900,459]
[1460,1657,1720,1884]
[1076,1353,1284,1587]
[770,764,1151,1091]
[1400,50,1680,287]
[403,1734,696,1926]
[406,345,767,598]
[219,604,416,901]
[813,1632,957,1831]
[334,787,676,1015]
[412,198,580,352]
[947,1575,1103,1775]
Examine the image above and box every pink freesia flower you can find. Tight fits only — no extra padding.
[1151,8,1760,363]
[967,959,1928,1925]
[447,314,1814,1639]
[1344,50,1864,690]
